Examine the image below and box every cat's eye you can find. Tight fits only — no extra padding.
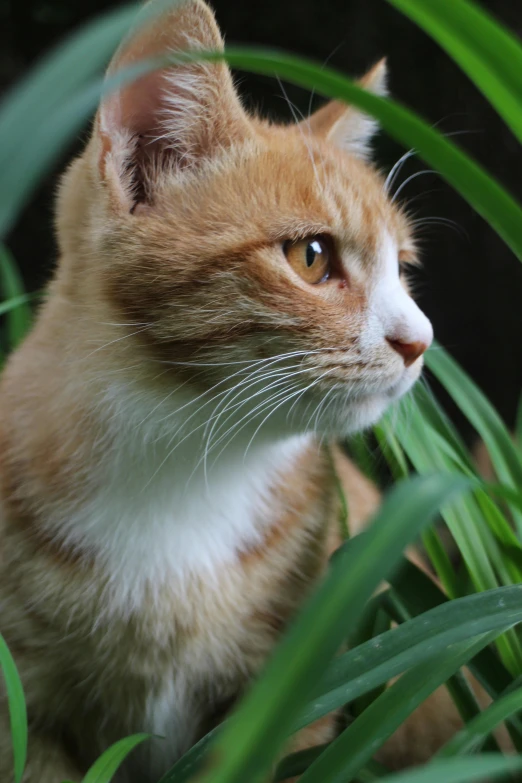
[283,236,331,285]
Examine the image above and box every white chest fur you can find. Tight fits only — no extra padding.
[54,380,310,605]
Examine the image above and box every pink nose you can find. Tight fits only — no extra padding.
[387,338,428,368]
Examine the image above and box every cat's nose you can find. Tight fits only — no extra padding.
[386,337,428,367]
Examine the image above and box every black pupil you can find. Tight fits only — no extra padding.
[306,240,321,268]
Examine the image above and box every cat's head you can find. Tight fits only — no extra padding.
[57,0,432,439]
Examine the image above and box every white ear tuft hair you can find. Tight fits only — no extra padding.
[305,59,388,161]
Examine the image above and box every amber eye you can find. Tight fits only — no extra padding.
[283,236,331,285]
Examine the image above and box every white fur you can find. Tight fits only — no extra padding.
[47,379,310,611]
[328,60,388,160]
[329,111,381,161]
[139,677,199,781]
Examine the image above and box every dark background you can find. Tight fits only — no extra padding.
[1,0,521,438]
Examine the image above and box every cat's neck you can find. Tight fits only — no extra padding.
[49,371,311,601]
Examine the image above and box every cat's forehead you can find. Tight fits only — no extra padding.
[158,133,412,266]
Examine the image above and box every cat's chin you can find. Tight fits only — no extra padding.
[332,395,391,438]
[317,369,420,438]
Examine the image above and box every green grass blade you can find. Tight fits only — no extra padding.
[444,670,501,754]
[0,5,139,154]
[0,634,27,783]
[421,526,459,598]
[380,594,499,755]
[474,489,522,555]
[378,756,522,783]
[0,6,138,237]
[276,751,390,781]
[194,474,468,783]
[0,1,181,239]
[387,0,522,144]
[373,423,409,481]
[82,734,150,783]
[299,633,500,783]
[408,383,474,472]
[0,246,32,350]
[389,559,522,750]
[385,383,522,579]
[157,726,220,783]
[488,482,522,519]
[391,405,495,586]
[388,560,510,690]
[347,432,380,485]
[425,345,522,531]
[0,294,34,318]
[293,585,522,732]
[275,745,327,781]
[438,685,522,757]
[391,402,522,673]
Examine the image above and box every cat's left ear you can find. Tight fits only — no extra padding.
[303,60,387,160]
[93,0,251,212]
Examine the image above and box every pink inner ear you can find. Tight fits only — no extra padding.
[103,19,174,141]
[116,71,167,139]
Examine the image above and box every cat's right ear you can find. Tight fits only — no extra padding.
[94,0,250,212]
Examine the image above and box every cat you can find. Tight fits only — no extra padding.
[0,1,439,781]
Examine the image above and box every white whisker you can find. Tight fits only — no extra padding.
[83,325,152,358]
[392,169,438,203]
[384,148,416,194]
[242,370,335,463]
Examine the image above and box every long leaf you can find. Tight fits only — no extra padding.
[426,346,522,536]
[378,756,522,783]
[516,394,522,451]
[299,633,500,783]
[0,1,180,238]
[389,392,522,673]
[158,726,220,783]
[0,294,34,318]
[82,734,150,783]
[0,246,31,350]
[293,585,522,733]
[389,558,522,750]
[426,347,522,492]
[0,6,138,237]
[0,634,27,783]
[387,0,522,144]
[438,685,522,757]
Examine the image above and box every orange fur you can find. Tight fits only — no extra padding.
[0,2,439,781]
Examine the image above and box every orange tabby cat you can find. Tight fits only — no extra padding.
[0,1,444,781]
